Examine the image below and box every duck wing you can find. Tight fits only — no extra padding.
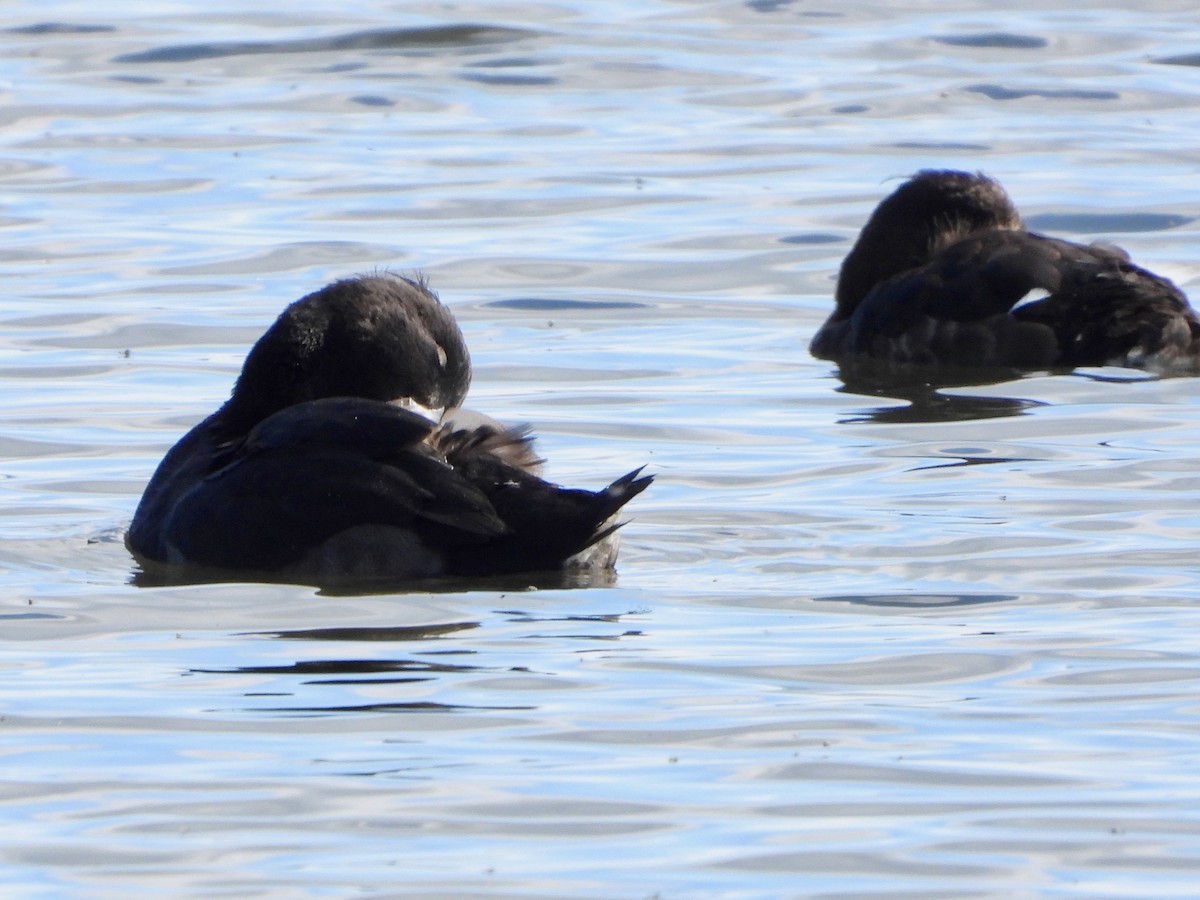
[162,398,507,571]
[429,412,544,473]
[439,432,654,575]
[1012,255,1200,370]
[234,396,435,457]
[833,231,1160,367]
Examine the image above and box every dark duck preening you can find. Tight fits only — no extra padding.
[126,275,652,584]
[810,169,1200,373]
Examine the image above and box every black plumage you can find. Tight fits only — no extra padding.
[811,170,1200,372]
[127,275,652,585]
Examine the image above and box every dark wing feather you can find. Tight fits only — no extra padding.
[429,417,544,472]
[834,232,1135,367]
[817,227,1200,371]
[233,396,435,459]
[440,435,654,575]
[164,399,508,571]
[1013,257,1200,368]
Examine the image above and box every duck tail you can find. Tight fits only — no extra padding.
[602,466,654,508]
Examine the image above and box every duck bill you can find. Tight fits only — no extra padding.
[395,398,444,423]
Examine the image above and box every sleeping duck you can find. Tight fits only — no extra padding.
[126,275,652,584]
[810,169,1200,373]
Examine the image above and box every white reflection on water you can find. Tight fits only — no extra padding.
[3,0,1200,896]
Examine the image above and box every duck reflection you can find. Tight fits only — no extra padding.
[832,359,1046,425]
[192,655,481,684]
[188,610,641,716]
[257,620,479,642]
[132,562,622,594]
[189,620,502,713]
[815,592,1019,608]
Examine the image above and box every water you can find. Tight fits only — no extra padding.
[4,1,1200,895]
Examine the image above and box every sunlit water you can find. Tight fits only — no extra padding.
[4,1,1200,896]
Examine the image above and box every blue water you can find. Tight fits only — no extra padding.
[4,2,1200,896]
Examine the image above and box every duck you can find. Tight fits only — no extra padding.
[126,274,653,585]
[810,169,1200,373]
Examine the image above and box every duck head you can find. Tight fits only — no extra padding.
[226,275,471,425]
[833,169,1024,319]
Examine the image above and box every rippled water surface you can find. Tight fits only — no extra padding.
[5,1,1200,895]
